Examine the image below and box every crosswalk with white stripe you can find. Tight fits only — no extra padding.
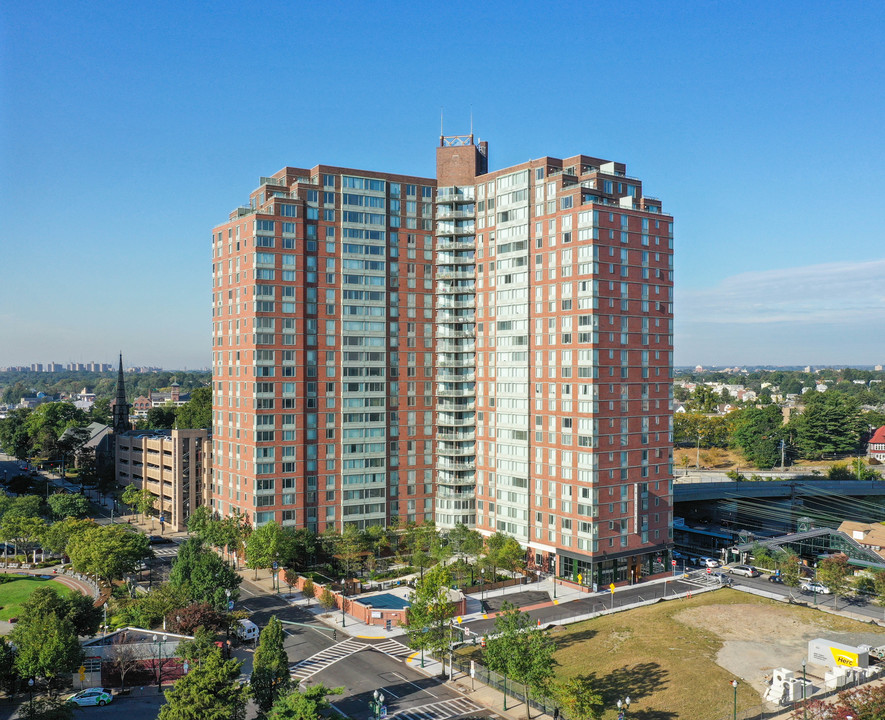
[390,698,483,720]
[369,638,413,661]
[152,546,180,558]
[290,638,365,680]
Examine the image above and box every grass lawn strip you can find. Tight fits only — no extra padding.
[0,576,74,622]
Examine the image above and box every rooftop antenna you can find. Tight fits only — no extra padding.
[470,106,473,137]
[440,107,444,136]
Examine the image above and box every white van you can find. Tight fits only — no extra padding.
[236,619,260,642]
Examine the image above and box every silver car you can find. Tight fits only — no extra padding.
[729,564,760,578]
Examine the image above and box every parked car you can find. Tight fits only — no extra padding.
[698,557,720,568]
[800,581,831,595]
[66,688,114,707]
[729,564,760,578]
[148,535,174,545]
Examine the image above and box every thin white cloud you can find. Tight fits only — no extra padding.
[675,259,885,364]
[677,259,885,325]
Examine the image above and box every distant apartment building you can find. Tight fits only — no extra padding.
[115,428,210,531]
[211,135,674,586]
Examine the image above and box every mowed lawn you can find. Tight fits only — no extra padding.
[0,576,73,621]
[459,589,885,720]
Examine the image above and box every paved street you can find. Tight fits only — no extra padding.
[312,642,482,720]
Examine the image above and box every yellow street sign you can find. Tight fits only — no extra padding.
[609,583,616,593]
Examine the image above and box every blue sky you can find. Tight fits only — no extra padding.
[1,1,883,369]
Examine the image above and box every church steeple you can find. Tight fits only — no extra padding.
[112,353,131,433]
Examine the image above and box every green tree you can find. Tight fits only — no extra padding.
[778,552,801,588]
[246,521,294,580]
[121,484,155,522]
[336,524,365,579]
[175,387,212,429]
[267,684,342,720]
[251,616,291,714]
[25,402,88,457]
[0,636,19,696]
[318,586,336,612]
[187,505,219,543]
[555,676,604,720]
[485,602,556,720]
[791,391,865,460]
[145,405,177,430]
[216,510,251,566]
[40,518,94,556]
[135,581,192,628]
[169,538,241,609]
[66,523,150,586]
[158,649,249,720]
[728,405,783,468]
[175,626,218,670]
[301,577,315,606]
[2,515,46,561]
[0,408,34,459]
[88,398,112,426]
[4,494,43,520]
[817,554,851,597]
[12,609,82,684]
[47,492,90,520]
[20,587,102,638]
[404,563,454,676]
[484,531,525,582]
[686,384,719,413]
[872,570,885,606]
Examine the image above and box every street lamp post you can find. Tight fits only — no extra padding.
[731,680,738,720]
[152,633,167,694]
[616,696,631,720]
[480,568,485,602]
[369,689,386,720]
[802,659,807,720]
[341,594,347,628]
[28,678,34,718]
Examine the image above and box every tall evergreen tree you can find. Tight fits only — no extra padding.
[158,649,249,720]
[251,616,291,714]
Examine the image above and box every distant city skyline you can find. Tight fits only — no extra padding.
[2,2,883,368]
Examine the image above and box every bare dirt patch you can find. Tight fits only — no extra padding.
[674,602,885,694]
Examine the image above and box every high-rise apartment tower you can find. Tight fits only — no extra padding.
[212,136,674,586]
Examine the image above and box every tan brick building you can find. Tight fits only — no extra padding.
[116,429,211,531]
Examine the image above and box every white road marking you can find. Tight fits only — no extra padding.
[391,672,437,698]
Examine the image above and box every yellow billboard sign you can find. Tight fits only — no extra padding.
[829,647,860,667]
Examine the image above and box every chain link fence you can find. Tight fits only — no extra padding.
[450,657,562,719]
